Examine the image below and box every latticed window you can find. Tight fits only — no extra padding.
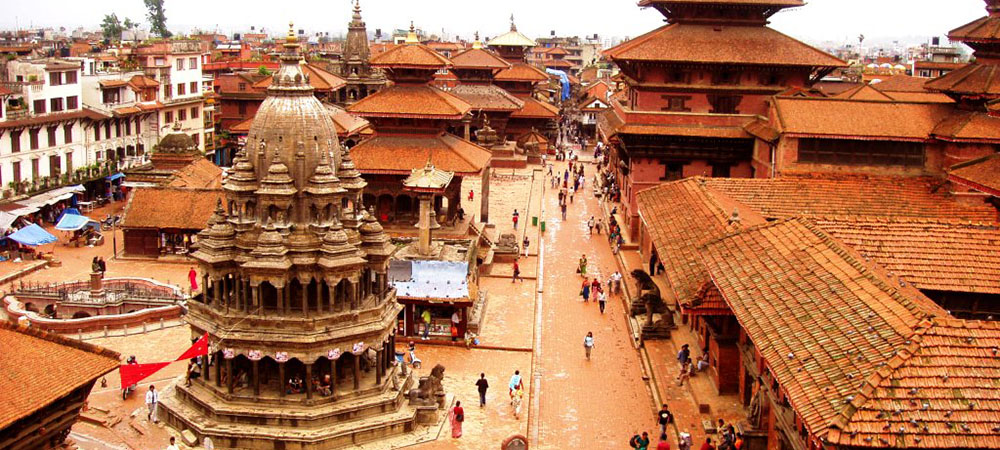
[797,138,924,167]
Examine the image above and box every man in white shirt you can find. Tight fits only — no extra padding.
[146,385,159,423]
[166,437,180,450]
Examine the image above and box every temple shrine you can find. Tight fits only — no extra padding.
[347,26,491,226]
[488,19,561,142]
[449,34,523,145]
[160,24,439,449]
[338,0,385,104]
[599,0,844,235]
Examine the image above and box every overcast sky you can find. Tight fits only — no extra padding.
[1,0,988,46]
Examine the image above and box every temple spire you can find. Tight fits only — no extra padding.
[405,21,419,44]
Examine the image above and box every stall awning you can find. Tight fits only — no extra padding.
[18,185,84,210]
[55,213,99,232]
[0,212,18,233]
[106,173,125,181]
[7,224,57,246]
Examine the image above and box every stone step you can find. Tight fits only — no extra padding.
[163,389,419,449]
[173,372,414,427]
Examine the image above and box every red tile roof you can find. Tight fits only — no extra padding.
[700,218,947,442]
[948,12,1000,43]
[814,216,1000,295]
[99,79,129,88]
[772,97,954,140]
[350,132,491,176]
[836,83,954,104]
[828,318,1000,449]
[127,74,159,89]
[252,64,347,92]
[230,117,254,134]
[636,178,766,303]
[167,159,223,189]
[604,23,845,67]
[450,84,524,112]
[450,48,510,70]
[925,63,1000,98]
[347,85,470,119]
[932,110,1000,142]
[0,108,110,130]
[704,174,999,222]
[326,105,371,137]
[949,153,1000,197]
[494,63,550,83]
[872,75,930,93]
[0,321,119,430]
[509,96,559,119]
[370,43,452,70]
[122,187,223,230]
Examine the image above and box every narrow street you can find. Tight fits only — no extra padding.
[534,157,659,448]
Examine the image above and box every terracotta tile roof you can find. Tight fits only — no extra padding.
[350,132,491,176]
[883,91,955,103]
[0,108,110,130]
[604,23,845,67]
[136,101,164,111]
[874,75,932,93]
[167,159,223,189]
[450,84,524,111]
[370,43,452,70]
[509,96,560,119]
[583,80,611,102]
[229,117,254,134]
[347,85,470,119]
[122,187,223,230]
[681,280,731,315]
[704,174,999,222]
[814,81,862,96]
[743,118,779,142]
[835,84,896,101]
[326,105,370,137]
[494,63,550,82]
[814,216,1000,295]
[112,105,142,116]
[542,59,574,69]
[932,110,1000,143]
[486,30,537,48]
[836,83,954,104]
[127,74,159,89]
[772,97,954,140]
[828,318,1000,449]
[450,48,510,70]
[99,79,129,88]
[925,63,1000,98]
[700,218,947,441]
[948,13,1000,43]
[0,321,119,430]
[950,153,1000,196]
[252,63,347,91]
[636,178,766,303]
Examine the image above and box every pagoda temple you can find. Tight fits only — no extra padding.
[160,24,431,448]
[449,34,523,143]
[347,25,491,226]
[488,19,561,142]
[339,0,385,104]
[599,0,844,236]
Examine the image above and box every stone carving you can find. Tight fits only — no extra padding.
[631,269,673,339]
[408,363,447,408]
[495,233,519,254]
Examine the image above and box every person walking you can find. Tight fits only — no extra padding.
[421,309,432,340]
[658,404,673,440]
[561,203,568,220]
[509,370,524,401]
[512,261,522,282]
[145,385,159,423]
[581,279,591,302]
[522,235,530,257]
[475,373,489,407]
[584,331,595,360]
[512,210,519,229]
[166,437,180,450]
[511,385,524,419]
[188,267,199,293]
[578,254,588,277]
[449,400,464,438]
[677,344,691,368]
[596,217,603,235]
[587,216,595,235]
[468,190,474,201]
[598,289,608,314]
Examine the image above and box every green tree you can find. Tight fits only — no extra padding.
[123,17,138,31]
[257,65,272,76]
[101,13,123,41]
[143,0,171,38]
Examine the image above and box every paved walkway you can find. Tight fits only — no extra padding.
[533,158,659,449]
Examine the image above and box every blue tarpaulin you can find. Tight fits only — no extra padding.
[7,224,57,246]
[57,208,81,222]
[55,213,100,232]
[106,172,125,181]
[545,68,571,101]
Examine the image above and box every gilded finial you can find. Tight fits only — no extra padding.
[472,31,482,49]
[405,21,419,44]
[286,21,297,43]
[510,14,517,32]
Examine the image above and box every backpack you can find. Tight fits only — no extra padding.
[630,435,641,448]
[455,411,464,422]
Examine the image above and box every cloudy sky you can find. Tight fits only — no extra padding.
[1,0,988,46]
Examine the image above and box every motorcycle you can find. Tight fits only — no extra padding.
[101,214,121,231]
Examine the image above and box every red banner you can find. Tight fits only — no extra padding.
[119,332,209,388]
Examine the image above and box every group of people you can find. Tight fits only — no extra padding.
[676,344,711,387]
[90,256,107,273]
[449,369,527,439]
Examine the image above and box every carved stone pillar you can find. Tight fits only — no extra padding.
[278,362,286,398]
[353,355,361,390]
[305,363,314,400]
[252,360,260,398]
[375,349,383,386]
[226,358,234,394]
[301,282,309,318]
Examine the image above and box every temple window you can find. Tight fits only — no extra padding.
[662,96,691,112]
[797,138,924,167]
[708,95,742,114]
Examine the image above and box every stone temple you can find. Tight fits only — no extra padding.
[159,24,438,449]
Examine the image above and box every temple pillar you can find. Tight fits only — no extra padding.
[480,169,490,223]
[316,280,324,315]
[305,363,314,400]
[252,285,260,315]
[213,279,222,309]
[301,281,309,318]
[417,193,433,256]
[278,362,286,397]
[203,274,210,300]
[252,360,260,397]
[284,284,291,315]
[277,285,285,315]
[375,349,383,386]
[353,355,361,390]
[231,276,239,313]
[330,358,337,400]
[349,281,358,309]
[215,351,222,387]
[226,358,234,394]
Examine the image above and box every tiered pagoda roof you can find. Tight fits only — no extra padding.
[926,1,1000,102]
[451,46,511,71]
[348,85,470,119]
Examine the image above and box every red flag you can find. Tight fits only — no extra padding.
[176,333,209,361]
[118,333,210,388]
[120,362,171,388]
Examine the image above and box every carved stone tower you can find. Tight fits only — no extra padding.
[340,0,385,103]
